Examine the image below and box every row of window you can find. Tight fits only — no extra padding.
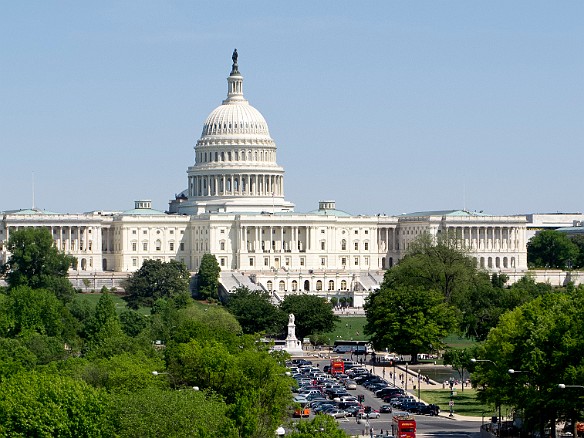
[197,149,274,164]
[131,229,184,235]
[130,241,185,252]
[266,279,349,292]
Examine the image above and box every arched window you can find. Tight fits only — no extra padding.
[341,280,347,290]
[266,281,273,291]
[341,239,347,251]
[279,280,285,291]
[316,280,323,291]
[155,240,162,251]
[303,280,310,291]
[220,241,225,251]
[292,280,298,291]
[328,280,334,291]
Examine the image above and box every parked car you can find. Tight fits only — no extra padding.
[326,408,349,419]
[345,379,357,390]
[379,404,393,413]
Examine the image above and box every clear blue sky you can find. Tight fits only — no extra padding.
[1,1,582,216]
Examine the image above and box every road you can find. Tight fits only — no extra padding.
[307,357,484,437]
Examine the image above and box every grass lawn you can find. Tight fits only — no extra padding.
[74,292,151,316]
[321,316,368,343]
[419,388,494,417]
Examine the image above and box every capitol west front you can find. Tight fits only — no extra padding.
[0,54,528,305]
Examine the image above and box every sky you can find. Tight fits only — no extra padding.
[1,1,582,217]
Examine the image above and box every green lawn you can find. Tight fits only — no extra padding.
[74,292,151,316]
[419,388,494,417]
[321,316,368,344]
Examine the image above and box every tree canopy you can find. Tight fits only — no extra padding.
[123,259,191,309]
[527,229,579,269]
[279,294,339,340]
[364,285,457,360]
[224,287,287,335]
[197,254,221,300]
[472,287,584,436]
[1,228,77,302]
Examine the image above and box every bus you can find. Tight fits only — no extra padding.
[333,340,373,355]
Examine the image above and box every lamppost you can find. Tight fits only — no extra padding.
[471,358,501,431]
[558,384,584,437]
[417,370,421,401]
[449,377,455,417]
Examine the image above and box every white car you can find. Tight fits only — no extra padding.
[326,409,348,419]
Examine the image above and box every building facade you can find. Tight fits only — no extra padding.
[1,53,529,303]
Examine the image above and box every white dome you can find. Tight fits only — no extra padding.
[202,103,270,137]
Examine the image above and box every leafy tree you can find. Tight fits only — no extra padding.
[123,259,191,309]
[287,414,348,437]
[225,287,287,335]
[113,387,237,438]
[0,338,37,381]
[0,228,77,302]
[443,347,474,392]
[527,230,579,269]
[569,234,584,268]
[197,254,221,300]
[473,288,584,436]
[385,232,479,302]
[364,285,457,362]
[165,338,292,438]
[280,294,339,340]
[0,286,66,338]
[120,309,149,337]
[0,371,114,437]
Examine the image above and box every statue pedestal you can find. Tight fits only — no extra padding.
[284,313,304,356]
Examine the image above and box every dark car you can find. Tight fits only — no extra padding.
[379,404,393,413]
[417,403,440,416]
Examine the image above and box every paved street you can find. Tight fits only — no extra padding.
[304,356,485,437]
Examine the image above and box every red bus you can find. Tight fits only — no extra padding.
[392,414,416,438]
[329,359,345,375]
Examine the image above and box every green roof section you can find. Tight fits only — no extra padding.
[400,209,491,217]
[3,208,60,215]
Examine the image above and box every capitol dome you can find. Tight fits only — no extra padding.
[169,50,295,215]
[201,103,270,137]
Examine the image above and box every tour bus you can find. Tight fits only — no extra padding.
[333,340,373,355]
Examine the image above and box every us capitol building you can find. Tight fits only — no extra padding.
[0,52,528,305]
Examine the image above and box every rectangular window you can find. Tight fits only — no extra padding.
[342,257,347,266]
[365,256,369,265]
[170,230,174,234]
[169,242,174,251]
[180,242,185,251]
[143,243,148,251]
[354,257,359,265]
[285,258,290,266]
[365,230,369,234]
[180,230,185,234]
[264,257,269,266]
[321,257,326,266]
[354,242,359,250]
[132,230,137,235]
[355,230,358,234]
[143,230,147,234]
[364,242,369,250]
[220,258,225,267]
[300,258,305,266]
[132,242,137,251]
[132,258,138,267]
[249,258,254,266]
[321,241,325,250]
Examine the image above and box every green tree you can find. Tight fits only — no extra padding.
[225,287,287,335]
[473,288,584,436]
[0,371,114,437]
[0,338,37,381]
[443,347,474,392]
[287,414,348,438]
[113,387,236,438]
[527,230,579,269]
[280,295,339,340]
[0,228,77,302]
[120,309,149,337]
[385,232,480,302]
[123,259,191,309]
[197,254,221,300]
[569,234,584,268]
[364,285,457,362]
[0,286,66,338]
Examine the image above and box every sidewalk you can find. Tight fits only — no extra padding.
[366,362,484,422]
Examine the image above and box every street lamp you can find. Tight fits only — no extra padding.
[449,377,455,417]
[508,369,529,375]
[471,358,501,430]
[558,384,584,389]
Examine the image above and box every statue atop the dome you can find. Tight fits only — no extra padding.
[231,49,239,75]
